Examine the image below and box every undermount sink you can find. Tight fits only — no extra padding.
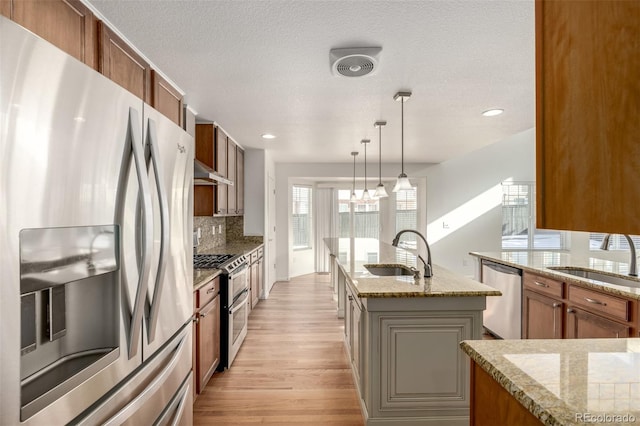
[364,264,416,277]
[548,267,640,288]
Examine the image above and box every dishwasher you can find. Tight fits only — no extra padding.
[481,259,523,339]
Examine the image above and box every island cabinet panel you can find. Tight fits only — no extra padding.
[522,290,563,339]
[536,0,640,234]
[470,362,542,426]
[98,22,151,104]
[151,70,183,127]
[11,0,97,68]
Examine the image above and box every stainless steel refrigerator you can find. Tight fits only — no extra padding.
[1,16,194,425]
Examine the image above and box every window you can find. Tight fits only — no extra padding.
[337,189,379,239]
[589,233,640,250]
[395,186,418,249]
[292,185,312,250]
[502,182,567,250]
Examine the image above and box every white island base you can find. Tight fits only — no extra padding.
[348,293,485,426]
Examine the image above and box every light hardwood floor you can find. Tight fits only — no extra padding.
[193,273,365,425]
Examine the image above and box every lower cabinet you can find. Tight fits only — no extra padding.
[248,246,264,311]
[521,271,638,340]
[522,290,563,339]
[565,307,631,339]
[193,277,220,395]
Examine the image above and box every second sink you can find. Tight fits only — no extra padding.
[548,267,640,288]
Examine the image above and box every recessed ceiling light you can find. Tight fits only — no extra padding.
[482,109,504,117]
[261,133,276,139]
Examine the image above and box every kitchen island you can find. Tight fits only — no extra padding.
[324,238,500,426]
[461,338,640,425]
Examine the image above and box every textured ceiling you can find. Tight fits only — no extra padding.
[88,0,535,164]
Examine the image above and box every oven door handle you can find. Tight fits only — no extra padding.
[229,288,249,314]
[228,263,248,278]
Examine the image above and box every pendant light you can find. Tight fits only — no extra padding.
[360,139,371,201]
[373,121,388,198]
[393,91,413,192]
[350,151,359,203]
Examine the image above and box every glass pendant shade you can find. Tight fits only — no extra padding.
[392,91,412,193]
[374,183,388,198]
[393,173,412,192]
[350,191,358,203]
[361,189,371,201]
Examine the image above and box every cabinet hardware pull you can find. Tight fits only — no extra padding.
[567,308,575,313]
[534,281,549,288]
[584,297,606,306]
[206,288,216,294]
[200,312,207,318]
[192,316,199,323]
[552,303,561,308]
[348,295,353,301]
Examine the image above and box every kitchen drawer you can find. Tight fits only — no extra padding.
[250,250,258,263]
[196,277,220,309]
[523,272,563,299]
[258,247,264,258]
[568,285,629,322]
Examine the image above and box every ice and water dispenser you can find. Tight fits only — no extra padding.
[19,225,120,420]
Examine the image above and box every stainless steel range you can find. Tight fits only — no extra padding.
[194,253,249,369]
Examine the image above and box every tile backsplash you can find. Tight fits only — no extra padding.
[193,216,225,252]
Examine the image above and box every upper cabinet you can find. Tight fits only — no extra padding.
[536,0,640,234]
[151,71,183,127]
[98,22,152,104]
[194,123,244,217]
[9,0,97,69]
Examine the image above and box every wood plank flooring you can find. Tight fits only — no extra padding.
[193,273,364,425]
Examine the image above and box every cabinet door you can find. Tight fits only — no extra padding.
[522,290,563,339]
[196,295,220,393]
[216,128,228,215]
[565,307,630,339]
[12,0,97,68]
[350,297,362,390]
[536,1,640,234]
[1,1,10,18]
[257,257,263,302]
[236,148,244,215]
[151,70,183,126]
[250,260,258,309]
[227,141,237,214]
[98,22,151,103]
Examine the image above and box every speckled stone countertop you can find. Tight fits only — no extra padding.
[460,338,640,425]
[471,251,640,300]
[325,237,501,298]
[192,240,263,291]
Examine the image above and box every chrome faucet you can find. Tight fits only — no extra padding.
[392,229,433,278]
[600,234,637,277]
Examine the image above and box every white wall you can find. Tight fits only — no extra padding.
[418,128,536,276]
[244,149,265,236]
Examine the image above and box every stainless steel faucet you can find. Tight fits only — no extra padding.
[600,234,637,276]
[392,229,433,278]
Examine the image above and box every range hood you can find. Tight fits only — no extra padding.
[194,159,233,186]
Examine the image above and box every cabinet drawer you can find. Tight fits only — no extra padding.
[197,277,220,309]
[258,247,264,258]
[568,285,629,322]
[250,251,258,263]
[523,272,563,299]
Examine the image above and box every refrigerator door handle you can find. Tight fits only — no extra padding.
[101,327,189,426]
[127,107,154,359]
[146,118,170,343]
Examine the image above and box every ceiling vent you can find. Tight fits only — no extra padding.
[330,47,381,77]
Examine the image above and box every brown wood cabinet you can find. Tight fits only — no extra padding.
[249,247,263,309]
[98,21,151,104]
[216,128,228,215]
[522,290,563,339]
[151,70,183,127]
[10,0,97,68]
[565,307,631,339]
[536,0,640,234]
[227,141,237,214]
[470,361,542,426]
[194,277,221,395]
[236,147,244,215]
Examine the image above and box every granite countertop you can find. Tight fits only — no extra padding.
[192,240,263,291]
[324,237,501,298]
[460,338,640,425]
[470,251,640,300]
